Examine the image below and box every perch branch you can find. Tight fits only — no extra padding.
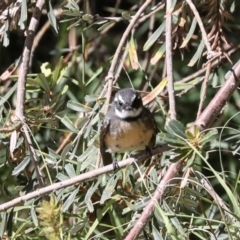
[0,144,170,211]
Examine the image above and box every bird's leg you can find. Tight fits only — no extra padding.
[143,146,153,166]
[145,146,153,157]
[113,158,120,172]
[112,154,120,172]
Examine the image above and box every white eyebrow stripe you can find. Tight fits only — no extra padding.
[130,93,136,102]
[118,94,125,103]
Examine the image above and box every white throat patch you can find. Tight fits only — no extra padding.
[115,106,142,119]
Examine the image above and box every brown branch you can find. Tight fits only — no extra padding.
[166,0,176,120]
[185,0,214,58]
[124,161,183,240]
[195,60,240,129]
[0,144,170,212]
[197,63,212,118]
[199,172,240,228]
[105,0,154,112]
[14,0,46,187]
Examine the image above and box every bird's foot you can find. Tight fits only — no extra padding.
[113,158,120,172]
[145,146,153,157]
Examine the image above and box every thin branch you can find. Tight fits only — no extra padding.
[197,63,212,118]
[105,0,154,112]
[124,161,183,240]
[14,0,46,187]
[0,144,170,212]
[185,0,214,58]
[15,0,45,119]
[165,0,176,120]
[195,60,240,130]
[199,172,240,228]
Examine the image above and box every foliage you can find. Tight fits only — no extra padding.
[0,0,240,239]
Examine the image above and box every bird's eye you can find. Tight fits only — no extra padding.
[118,101,123,107]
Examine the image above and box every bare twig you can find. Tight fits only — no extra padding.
[165,0,176,120]
[195,60,240,129]
[124,161,183,240]
[197,63,212,118]
[105,0,154,112]
[185,0,214,58]
[0,144,170,211]
[14,0,46,187]
[199,172,240,227]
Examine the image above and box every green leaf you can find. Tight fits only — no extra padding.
[47,0,58,34]
[58,115,78,133]
[63,187,79,212]
[180,17,197,48]
[84,199,115,240]
[97,20,114,31]
[56,173,69,181]
[18,0,27,29]
[0,213,7,237]
[122,11,132,20]
[174,78,201,91]
[85,180,100,212]
[0,82,17,106]
[152,223,164,240]
[165,120,186,138]
[31,205,38,227]
[188,39,204,67]
[67,100,92,112]
[61,143,73,163]
[128,35,139,70]
[199,129,218,145]
[65,163,76,178]
[86,66,103,86]
[52,57,67,87]
[84,95,98,103]
[150,42,166,65]
[12,156,31,175]
[100,174,121,204]
[143,21,166,51]
[158,132,185,146]
[37,73,51,92]
[3,19,9,47]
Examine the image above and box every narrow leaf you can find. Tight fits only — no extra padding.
[180,17,197,48]
[12,156,30,175]
[67,100,92,112]
[85,180,100,212]
[142,78,167,105]
[165,120,186,138]
[188,39,204,67]
[143,21,166,51]
[65,163,76,178]
[58,115,78,133]
[47,0,59,34]
[63,187,79,212]
[150,42,166,65]
[128,35,139,70]
[18,0,27,29]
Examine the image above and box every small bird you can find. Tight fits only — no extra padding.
[100,88,157,166]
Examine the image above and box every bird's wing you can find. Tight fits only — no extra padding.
[100,116,113,166]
